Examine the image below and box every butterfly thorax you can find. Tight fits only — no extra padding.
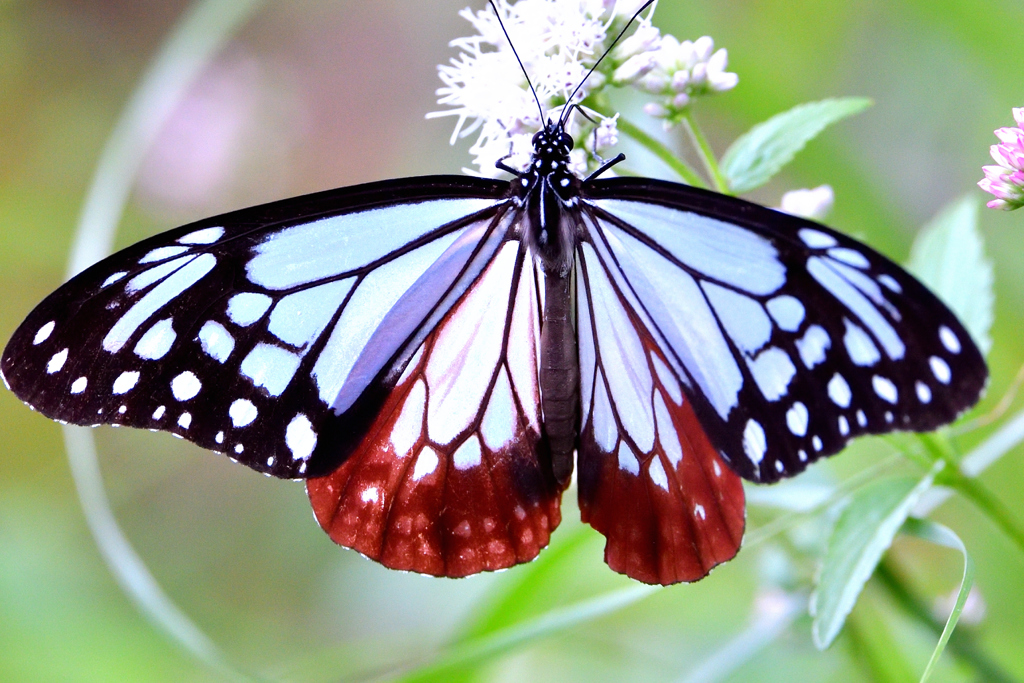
[511,122,582,485]
[516,122,582,277]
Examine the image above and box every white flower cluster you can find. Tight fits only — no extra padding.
[429,0,616,175]
[429,0,738,176]
[634,35,739,127]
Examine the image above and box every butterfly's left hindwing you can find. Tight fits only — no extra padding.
[1,177,513,479]
[580,178,988,484]
[307,240,566,577]
[575,245,745,584]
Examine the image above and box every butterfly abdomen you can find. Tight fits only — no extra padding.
[540,267,578,486]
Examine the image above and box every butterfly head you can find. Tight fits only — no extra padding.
[526,119,575,178]
[515,120,579,274]
[532,120,574,156]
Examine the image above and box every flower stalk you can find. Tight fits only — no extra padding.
[917,432,1024,558]
[681,109,730,193]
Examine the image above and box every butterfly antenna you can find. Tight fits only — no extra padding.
[558,0,657,128]
[488,0,546,126]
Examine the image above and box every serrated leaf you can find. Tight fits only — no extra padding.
[907,196,994,356]
[721,97,872,194]
[810,465,940,649]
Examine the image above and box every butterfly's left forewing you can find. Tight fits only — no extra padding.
[307,239,566,577]
[2,177,516,479]
[580,178,987,484]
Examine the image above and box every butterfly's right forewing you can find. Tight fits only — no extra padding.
[2,177,511,479]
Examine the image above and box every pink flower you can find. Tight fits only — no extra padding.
[979,108,1024,210]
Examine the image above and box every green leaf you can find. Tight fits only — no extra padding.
[455,524,596,641]
[721,97,872,194]
[810,464,941,649]
[901,518,975,683]
[907,195,994,356]
[391,524,642,683]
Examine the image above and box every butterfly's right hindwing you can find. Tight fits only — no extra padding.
[2,177,512,479]
[307,239,566,577]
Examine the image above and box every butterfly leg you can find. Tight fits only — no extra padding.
[496,142,525,177]
[584,153,625,182]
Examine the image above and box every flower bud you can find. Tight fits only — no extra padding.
[671,70,691,91]
[613,53,657,85]
[643,102,668,117]
[672,92,691,108]
[592,115,620,151]
[693,36,715,62]
[979,108,1024,210]
[779,185,835,220]
[612,22,661,61]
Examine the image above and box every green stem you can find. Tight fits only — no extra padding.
[875,561,1015,683]
[917,432,958,466]
[589,104,706,187]
[682,109,730,194]
[881,434,936,472]
[919,433,1024,557]
[945,469,1024,556]
[844,599,917,683]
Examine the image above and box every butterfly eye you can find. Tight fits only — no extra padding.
[559,133,574,150]
[531,130,544,145]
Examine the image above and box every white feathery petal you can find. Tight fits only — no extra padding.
[706,47,729,75]
[710,70,739,91]
[606,0,653,17]
[639,71,668,93]
[678,39,699,69]
[689,61,708,86]
[568,148,589,176]
[431,0,627,174]
[671,69,690,91]
[706,47,739,92]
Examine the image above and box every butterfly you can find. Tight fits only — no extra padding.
[1,8,987,587]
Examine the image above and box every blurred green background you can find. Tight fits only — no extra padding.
[1,1,1022,681]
